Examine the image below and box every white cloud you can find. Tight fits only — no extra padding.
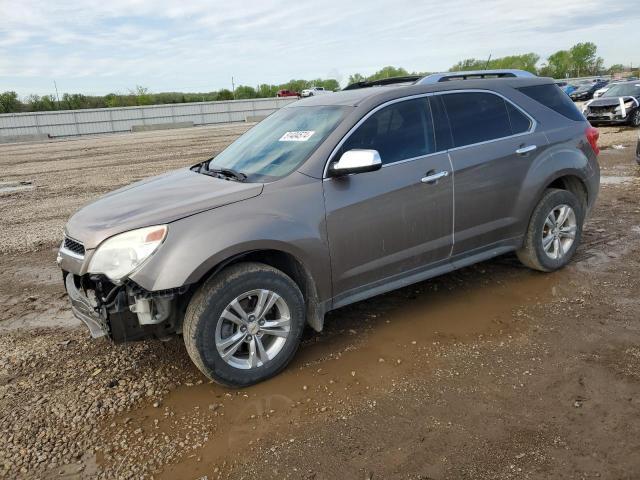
[0,0,638,95]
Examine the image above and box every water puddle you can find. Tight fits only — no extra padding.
[98,266,561,479]
[600,176,635,185]
[0,180,34,194]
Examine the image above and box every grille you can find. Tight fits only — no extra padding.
[63,237,85,257]
[589,105,615,114]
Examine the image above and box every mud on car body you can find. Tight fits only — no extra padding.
[582,81,640,127]
[59,70,600,387]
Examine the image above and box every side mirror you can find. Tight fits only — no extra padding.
[328,149,382,177]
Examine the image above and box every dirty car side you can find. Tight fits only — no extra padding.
[58,77,599,370]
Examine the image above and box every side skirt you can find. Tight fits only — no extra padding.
[329,237,523,311]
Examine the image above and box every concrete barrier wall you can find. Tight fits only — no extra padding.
[0,97,297,138]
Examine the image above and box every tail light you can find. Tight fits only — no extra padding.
[585,126,600,156]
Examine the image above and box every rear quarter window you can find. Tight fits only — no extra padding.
[517,84,585,122]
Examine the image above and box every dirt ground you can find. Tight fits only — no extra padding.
[1,124,639,480]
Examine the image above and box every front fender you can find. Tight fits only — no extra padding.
[129,176,331,301]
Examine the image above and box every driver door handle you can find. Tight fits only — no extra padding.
[421,170,449,184]
[515,145,537,155]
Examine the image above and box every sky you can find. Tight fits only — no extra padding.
[1,0,639,97]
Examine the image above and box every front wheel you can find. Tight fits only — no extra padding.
[517,188,584,272]
[629,109,640,128]
[183,262,305,387]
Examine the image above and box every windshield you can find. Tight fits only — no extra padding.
[603,83,640,98]
[208,105,348,182]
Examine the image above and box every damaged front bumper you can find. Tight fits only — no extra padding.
[58,235,189,342]
[62,270,187,343]
[65,273,108,338]
[584,111,634,125]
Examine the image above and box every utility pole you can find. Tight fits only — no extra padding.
[53,80,60,108]
[231,76,236,99]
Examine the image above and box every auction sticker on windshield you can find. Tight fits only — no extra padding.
[279,131,315,142]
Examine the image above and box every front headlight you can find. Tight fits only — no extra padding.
[88,225,167,282]
[615,101,636,114]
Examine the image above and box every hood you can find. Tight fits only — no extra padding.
[588,96,639,107]
[66,168,263,249]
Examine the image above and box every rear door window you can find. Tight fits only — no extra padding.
[428,95,454,151]
[440,92,514,148]
[505,101,532,134]
[341,98,435,165]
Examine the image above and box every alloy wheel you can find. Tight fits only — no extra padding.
[215,289,291,369]
[541,204,577,260]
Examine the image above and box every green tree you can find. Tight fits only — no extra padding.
[450,53,539,74]
[607,64,625,75]
[62,93,89,110]
[0,91,21,113]
[234,85,257,99]
[25,94,57,111]
[347,73,365,85]
[129,85,153,105]
[449,58,485,71]
[317,79,340,91]
[368,66,409,80]
[569,42,603,76]
[541,50,573,78]
[257,84,279,97]
[217,89,234,101]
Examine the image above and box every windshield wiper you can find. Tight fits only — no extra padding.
[201,165,247,182]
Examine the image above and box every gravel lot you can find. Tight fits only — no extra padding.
[1,124,639,479]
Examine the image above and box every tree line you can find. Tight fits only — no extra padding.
[1,42,636,114]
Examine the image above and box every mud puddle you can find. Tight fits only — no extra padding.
[0,180,34,194]
[600,175,636,185]
[97,266,564,479]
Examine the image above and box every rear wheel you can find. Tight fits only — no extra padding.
[184,262,305,387]
[517,188,584,272]
[629,109,640,128]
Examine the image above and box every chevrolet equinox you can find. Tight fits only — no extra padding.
[58,70,600,386]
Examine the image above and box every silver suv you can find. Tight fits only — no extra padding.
[58,71,600,386]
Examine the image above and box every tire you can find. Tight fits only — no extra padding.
[629,109,640,128]
[517,188,584,272]
[183,262,305,387]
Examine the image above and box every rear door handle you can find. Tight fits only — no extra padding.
[421,170,449,184]
[516,145,537,155]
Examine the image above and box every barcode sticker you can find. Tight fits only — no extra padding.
[279,131,315,142]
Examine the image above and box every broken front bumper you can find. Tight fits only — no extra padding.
[65,273,109,338]
[585,113,630,125]
[63,271,183,343]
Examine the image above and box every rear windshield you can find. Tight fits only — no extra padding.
[517,84,585,122]
[209,105,348,182]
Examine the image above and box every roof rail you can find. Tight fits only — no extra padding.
[343,75,422,91]
[417,69,536,84]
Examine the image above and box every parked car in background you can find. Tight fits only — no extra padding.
[582,80,640,127]
[593,85,611,99]
[556,81,576,95]
[277,89,300,98]
[58,71,600,386]
[570,81,609,101]
[300,86,330,97]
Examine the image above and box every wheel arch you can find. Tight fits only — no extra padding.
[520,170,591,249]
[189,247,326,332]
[546,174,589,211]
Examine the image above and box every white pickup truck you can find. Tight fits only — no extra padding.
[300,86,331,97]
